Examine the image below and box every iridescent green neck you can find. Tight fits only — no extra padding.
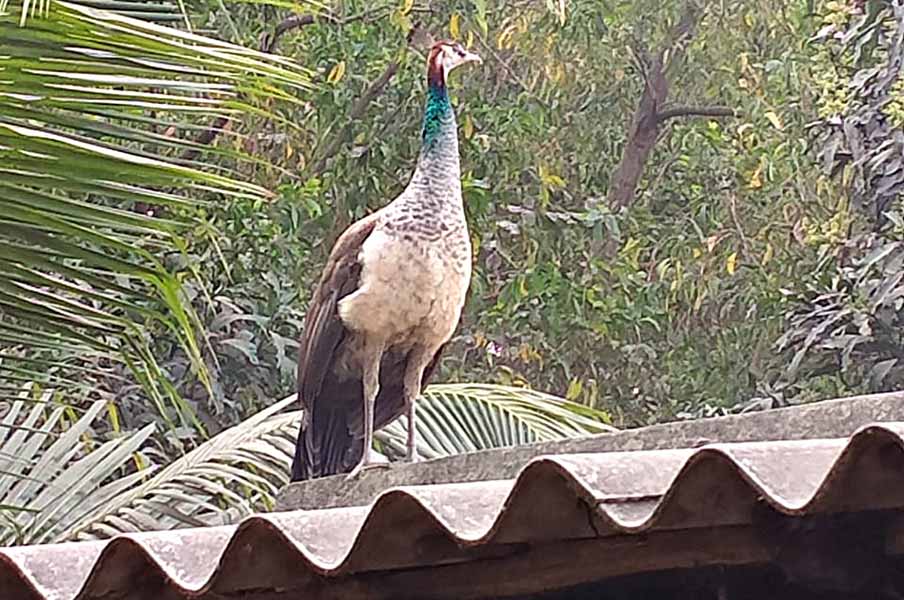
[421,84,451,152]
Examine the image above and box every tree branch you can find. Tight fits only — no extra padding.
[260,6,403,54]
[305,22,433,177]
[472,31,548,109]
[259,14,316,54]
[660,2,702,74]
[180,14,319,163]
[182,7,406,163]
[309,60,400,176]
[657,105,737,122]
[604,2,706,212]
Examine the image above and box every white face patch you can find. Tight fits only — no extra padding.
[438,44,482,79]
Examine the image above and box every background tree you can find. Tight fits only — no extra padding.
[2,0,893,542]
[0,0,614,541]
[776,0,904,398]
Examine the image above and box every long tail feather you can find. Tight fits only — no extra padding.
[291,382,362,481]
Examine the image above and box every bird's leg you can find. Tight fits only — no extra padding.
[403,348,430,463]
[405,399,418,463]
[347,345,389,479]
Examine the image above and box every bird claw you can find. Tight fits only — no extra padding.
[345,456,390,480]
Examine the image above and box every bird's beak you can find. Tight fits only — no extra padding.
[463,50,483,65]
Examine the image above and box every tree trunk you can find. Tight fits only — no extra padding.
[606,55,670,210]
[605,3,702,211]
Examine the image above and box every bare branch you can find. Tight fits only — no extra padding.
[472,31,548,109]
[260,6,404,54]
[661,1,702,71]
[306,20,434,176]
[605,2,706,212]
[657,106,737,122]
[309,60,401,176]
[181,14,319,163]
[183,6,406,163]
[259,14,316,54]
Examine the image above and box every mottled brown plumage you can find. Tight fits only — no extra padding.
[291,41,481,481]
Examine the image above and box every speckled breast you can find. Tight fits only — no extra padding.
[338,224,471,346]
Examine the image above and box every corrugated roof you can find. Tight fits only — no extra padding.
[3,422,904,599]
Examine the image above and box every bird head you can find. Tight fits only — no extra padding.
[427,40,482,89]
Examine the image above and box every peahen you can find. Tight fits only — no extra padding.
[291,40,482,481]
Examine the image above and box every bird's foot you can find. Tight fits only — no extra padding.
[345,454,390,480]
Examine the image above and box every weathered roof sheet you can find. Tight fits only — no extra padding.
[277,389,904,511]
[3,422,904,599]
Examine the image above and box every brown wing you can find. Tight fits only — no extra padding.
[291,212,457,480]
[295,213,379,409]
[291,213,379,481]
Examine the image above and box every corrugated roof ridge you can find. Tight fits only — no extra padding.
[1,422,903,599]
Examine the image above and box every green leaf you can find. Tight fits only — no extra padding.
[0,0,316,434]
[377,383,615,460]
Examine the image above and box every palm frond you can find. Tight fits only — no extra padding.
[57,0,188,23]
[377,383,617,460]
[63,384,614,539]
[0,0,315,427]
[65,395,298,540]
[0,384,155,545]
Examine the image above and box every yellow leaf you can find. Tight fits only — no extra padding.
[467,30,474,48]
[327,60,346,84]
[401,0,414,16]
[762,243,774,265]
[538,164,565,188]
[106,401,120,433]
[497,23,517,49]
[463,113,474,139]
[541,173,565,188]
[566,378,583,401]
[450,13,460,38]
[726,251,738,275]
[692,247,702,258]
[765,110,783,130]
[748,165,763,189]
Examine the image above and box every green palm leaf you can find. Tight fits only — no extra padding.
[0,384,155,545]
[59,384,615,539]
[377,383,616,460]
[0,0,315,429]
[65,394,298,540]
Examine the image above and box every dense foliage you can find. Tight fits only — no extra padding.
[3,0,903,540]
[179,0,844,424]
[777,0,904,397]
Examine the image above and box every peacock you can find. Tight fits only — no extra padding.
[291,40,482,481]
